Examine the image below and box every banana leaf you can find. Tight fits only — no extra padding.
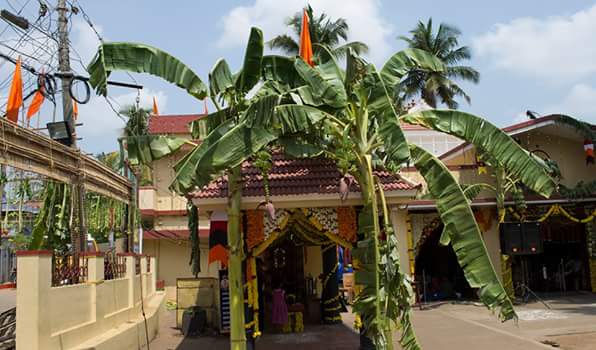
[209,58,234,97]
[261,55,301,87]
[126,135,186,166]
[380,48,445,88]
[279,137,325,158]
[87,42,207,99]
[189,108,232,139]
[171,119,236,193]
[274,105,330,134]
[402,110,556,198]
[236,27,264,93]
[243,94,280,128]
[188,122,279,190]
[409,144,516,321]
[294,59,347,108]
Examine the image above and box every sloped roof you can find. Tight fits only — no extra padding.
[147,114,206,134]
[191,153,418,199]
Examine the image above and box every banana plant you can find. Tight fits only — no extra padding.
[87,27,296,350]
[87,30,557,350]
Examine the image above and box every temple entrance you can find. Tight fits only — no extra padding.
[247,208,353,335]
[414,223,473,301]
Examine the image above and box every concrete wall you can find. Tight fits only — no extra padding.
[143,239,219,298]
[16,251,165,350]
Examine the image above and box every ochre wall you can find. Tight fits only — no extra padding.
[304,245,323,297]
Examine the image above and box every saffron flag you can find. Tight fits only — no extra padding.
[152,96,159,115]
[299,9,314,66]
[586,140,595,165]
[208,212,229,267]
[6,57,23,123]
[26,88,44,120]
[72,99,79,120]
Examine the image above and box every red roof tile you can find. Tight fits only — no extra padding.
[192,154,418,199]
[147,114,206,134]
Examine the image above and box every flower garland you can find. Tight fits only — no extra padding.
[507,204,596,223]
[337,207,357,242]
[246,210,264,250]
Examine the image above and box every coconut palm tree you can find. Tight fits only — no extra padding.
[399,18,479,109]
[268,5,368,58]
[87,32,556,350]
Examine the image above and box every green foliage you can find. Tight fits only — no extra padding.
[88,42,207,100]
[559,180,596,200]
[409,144,516,321]
[402,110,556,198]
[399,18,480,108]
[125,135,186,167]
[30,181,71,253]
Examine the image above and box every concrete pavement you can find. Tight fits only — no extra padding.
[147,293,596,349]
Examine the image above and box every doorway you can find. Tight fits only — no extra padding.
[415,223,473,301]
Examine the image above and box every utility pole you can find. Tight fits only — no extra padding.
[57,0,86,253]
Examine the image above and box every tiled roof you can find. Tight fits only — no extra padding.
[147,114,206,134]
[192,154,418,199]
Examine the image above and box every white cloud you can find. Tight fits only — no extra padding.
[217,0,393,63]
[473,5,596,81]
[71,19,104,65]
[542,83,596,123]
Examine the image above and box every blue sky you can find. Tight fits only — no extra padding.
[2,0,596,153]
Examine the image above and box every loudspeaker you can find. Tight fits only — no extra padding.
[500,222,542,255]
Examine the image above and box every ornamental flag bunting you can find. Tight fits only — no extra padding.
[6,57,23,123]
[208,211,229,267]
[299,9,314,66]
[586,139,594,165]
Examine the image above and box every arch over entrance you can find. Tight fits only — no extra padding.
[414,220,472,301]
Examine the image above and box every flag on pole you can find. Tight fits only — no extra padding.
[72,99,79,120]
[26,87,45,120]
[6,57,23,123]
[152,96,159,115]
[299,9,314,66]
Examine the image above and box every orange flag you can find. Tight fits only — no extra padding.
[152,96,159,115]
[72,99,79,120]
[299,9,314,66]
[26,88,45,120]
[6,57,23,123]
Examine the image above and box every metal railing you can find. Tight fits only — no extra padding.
[104,252,126,280]
[52,254,87,287]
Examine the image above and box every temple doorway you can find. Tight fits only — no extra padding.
[414,222,473,301]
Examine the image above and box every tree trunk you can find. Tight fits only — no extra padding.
[355,155,392,350]
[228,166,246,350]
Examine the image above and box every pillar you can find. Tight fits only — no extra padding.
[15,250,52,350]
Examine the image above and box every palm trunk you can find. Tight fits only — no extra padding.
[228,166,246,350]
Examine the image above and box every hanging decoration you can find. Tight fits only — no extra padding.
[337,206,357,242]
[187,200,200,277]
[406,213,415,276]
[244,256,261,338]
[208,211,229,267]
[413,218,442,257]
[585,139,594,165]
[246,210,265,251]
[506,204,596,223]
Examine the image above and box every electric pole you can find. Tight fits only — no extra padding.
[57,0,86,253]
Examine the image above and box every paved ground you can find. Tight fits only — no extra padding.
[0,289,16,313]
[148,293,596,349]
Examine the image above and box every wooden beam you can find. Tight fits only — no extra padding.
[0,118,132,203]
